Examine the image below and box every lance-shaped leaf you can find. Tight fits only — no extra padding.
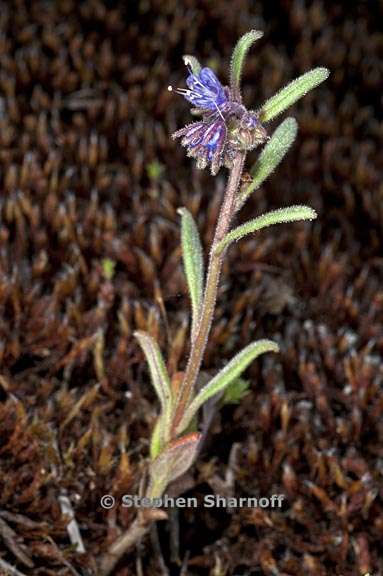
[148,432,201,498]
[230,30,264,93]
[238,118,298,207]
[259,67,330,123]
[183,54,201,75]
[134,331,172,415]
[177,340,279,434]
[150,415,165,459]
[215,205,317,255]
[178,208,204,338]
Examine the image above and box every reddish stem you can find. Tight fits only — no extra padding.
[172,152,246,432]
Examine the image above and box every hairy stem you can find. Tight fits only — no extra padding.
[99,153,246,575]
[172,152,246,432]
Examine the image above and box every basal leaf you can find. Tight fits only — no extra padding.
[178,208,204,338]
[148,432,201,498]
[259,67,329,123]
[134,331,172,418]
[150,415,165,459]
[177,340,279,433]
[215,205,317,255]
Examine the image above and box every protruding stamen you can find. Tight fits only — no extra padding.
[168,85,192,97]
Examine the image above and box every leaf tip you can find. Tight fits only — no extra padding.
[284,116,298,132]
[307,207,318,220]
[262,339,280,354]
[316,66,330,79]
[296,205,318,221]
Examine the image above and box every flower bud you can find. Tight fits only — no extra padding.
[229,111,268,151]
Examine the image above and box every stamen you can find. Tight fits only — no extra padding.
[168,85,192,96]
[213,101,225,121]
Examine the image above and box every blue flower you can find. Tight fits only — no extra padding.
[170,67,227,112]
[169,64,267,174]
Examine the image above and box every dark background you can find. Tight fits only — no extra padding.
[0,1,382,574]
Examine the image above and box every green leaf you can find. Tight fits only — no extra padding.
[177,340,279,433]
[222,377,250,405]
[230,30,263,93]
[148,432,201,498]
[183,55,201,75]
[134,331,172,415]
[150,416,165,459]
[215,205,317,255]
[178,208,204,338]
[259,67,330,123]
[238,118,298,206]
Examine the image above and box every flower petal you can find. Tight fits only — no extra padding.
[182,67,227,110]
[199,67,223,94]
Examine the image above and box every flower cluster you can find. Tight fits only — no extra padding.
[169,66,267,175]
